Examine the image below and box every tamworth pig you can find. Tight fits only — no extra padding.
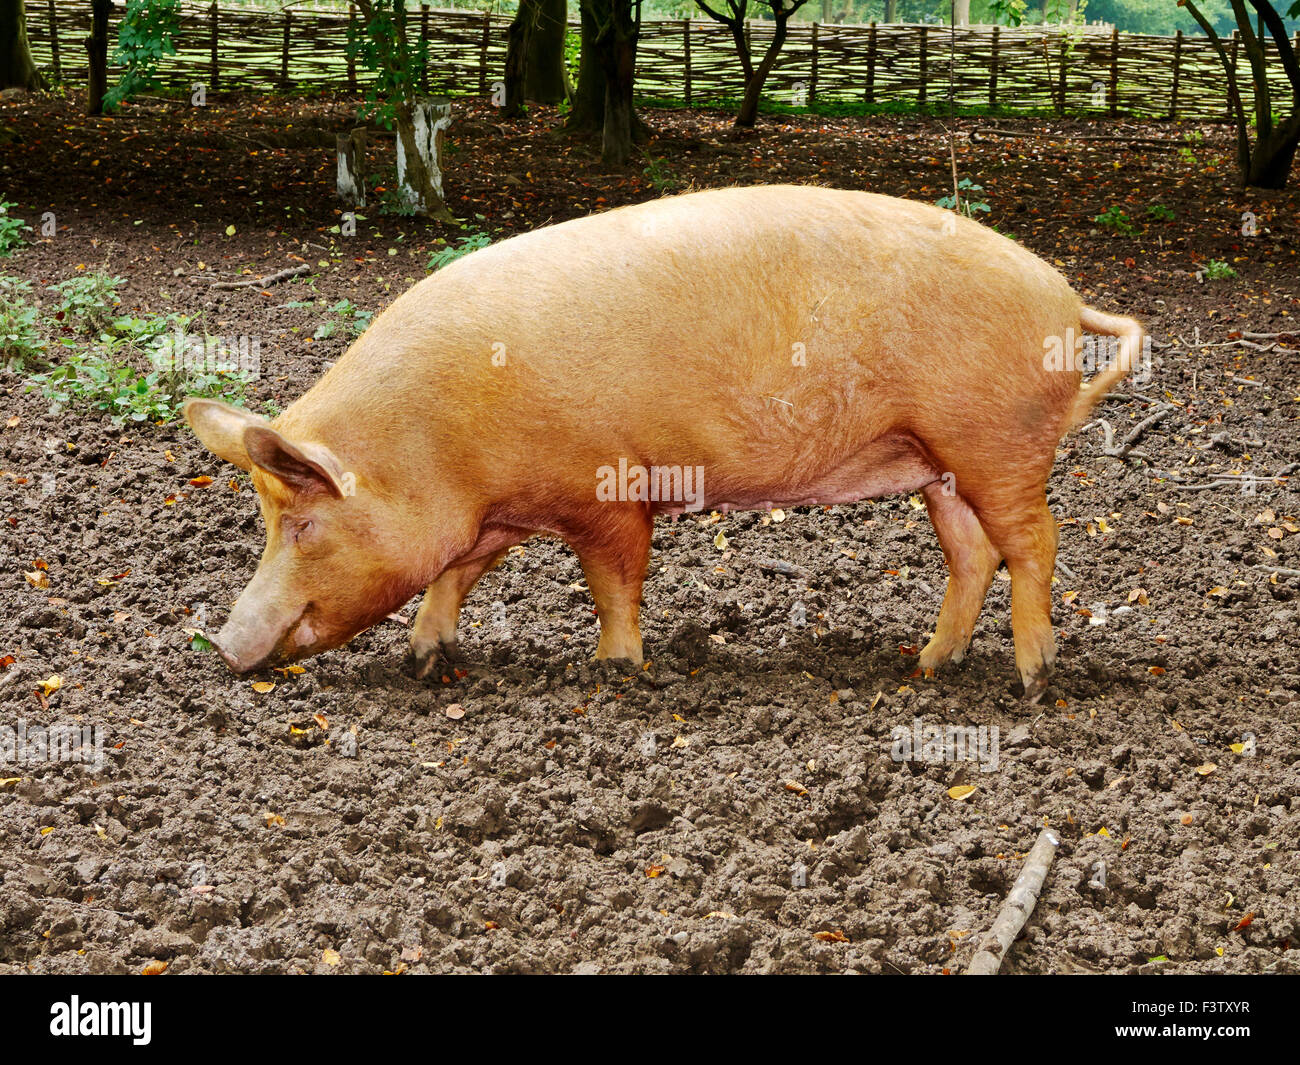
[185,184,1143,700]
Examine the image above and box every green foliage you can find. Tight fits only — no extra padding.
[0,201,30,257]
[936,178,990,217]
[427,232,492,272]
[48,273,127,334]
[103,0,181,112]
[0,278,44,369]
[313,299,374,339]
[643,156,682,192]
[1146,204,1175,221]
[987,0,1028,26]
[1094,206,1136,235]
[27,349,251,427]
[1203,259,1237,280]
[346,1,429,128]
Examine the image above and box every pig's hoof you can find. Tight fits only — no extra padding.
[918,638,966,672]
[1020,669,1051,704]
[410,638,459,679]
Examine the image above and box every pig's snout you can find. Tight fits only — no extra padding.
[211,626,265,675]
[212,635,254,675]
[210,603,305,676]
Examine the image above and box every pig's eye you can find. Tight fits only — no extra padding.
[291,520,314,544]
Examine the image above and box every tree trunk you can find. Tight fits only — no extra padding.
[394,99,456,221]
[566,0,645,165]
[953,0,971,26]
[1245,119,1300,189]
[597,2,637,166]
[86,0,110,115]
[502,4,529,118]
[564,2,605,135]
[503,0,568,117]
[735,16,789,128]
[0,0,42,90]
[523,0,567,103]
[885,0,897,23]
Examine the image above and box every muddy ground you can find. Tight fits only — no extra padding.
[0,91,1298,974]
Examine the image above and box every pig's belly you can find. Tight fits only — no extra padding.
[653,433,942,516]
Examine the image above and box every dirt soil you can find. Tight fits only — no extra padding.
[1,92,1298,974]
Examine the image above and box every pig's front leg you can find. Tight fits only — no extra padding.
[919,483,1002,672]
[569,507,653,665]
[410,548,508,678]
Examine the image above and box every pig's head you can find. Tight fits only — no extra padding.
[184,398,426,675]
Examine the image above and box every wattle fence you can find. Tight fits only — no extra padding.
[26,0,1294,121]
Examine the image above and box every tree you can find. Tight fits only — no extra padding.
[1182,0,1300,188]
[103,0,180,112]
[87,0,110,115]
[502,0,569,119]
[350,0,455,219]
[696,0,813,129]
[564,0,646,166]
[0,0,42,90]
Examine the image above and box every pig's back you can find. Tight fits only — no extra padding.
[299,186,1081,482]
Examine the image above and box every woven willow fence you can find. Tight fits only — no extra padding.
[26,0,1298,120]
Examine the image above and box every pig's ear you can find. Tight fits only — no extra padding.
[183,397,264,472]
[242,425,348,499]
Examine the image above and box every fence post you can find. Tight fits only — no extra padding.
[1227,30,1238,120]
[281,12,292,90]
[683,19,692,105]
[1057,34,1066,115]
[1108,25,1118,116]
[347,5,358,91]
[479,12,490,96]
[209,2,219,91]
[918,25,927,107]
[47,0,60,81]
[810,23,818,103]
[419,4,430,93]
[989,24,999,109]
[866,21,877,104]
[1169,29,1182,120]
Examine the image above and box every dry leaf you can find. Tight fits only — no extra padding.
[322,948,341,966]
[445,703,465,720]
[251,681,275,694]
[948,785,978,802]
[141,960,168,976]
[1195,763,1217,776]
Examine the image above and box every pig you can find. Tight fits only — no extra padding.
[184,184,1144,700]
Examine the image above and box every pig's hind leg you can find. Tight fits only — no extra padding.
[568,507,653,665]
[410,548,509,678]
[919,484,1002,673]
[972,494,1059,703]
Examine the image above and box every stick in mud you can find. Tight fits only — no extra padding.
[209,264,312,290]
[965,827,1060,975]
